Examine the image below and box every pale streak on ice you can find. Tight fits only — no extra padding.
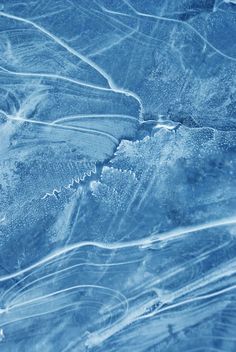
[0,285,129,330]
[103,0,236,62]
[0,216,6,223]
[133,240,231,295]
[0,65,113,92]
[85,295,160,348]
[0,3,234,351]
[85,283,236,348]
[3,259,142,306]
[142,284,236,320]
[0,11,114,88]
[0,11,144,119]
[0,215,235,282]
[51,114,138,125]
[5,115,119,144]
[6,284,128,312]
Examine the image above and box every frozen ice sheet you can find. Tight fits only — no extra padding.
[0,1,236,351]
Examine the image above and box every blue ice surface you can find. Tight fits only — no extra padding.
[0,0,236,351]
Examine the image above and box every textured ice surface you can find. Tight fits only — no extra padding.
[0,0,236,351]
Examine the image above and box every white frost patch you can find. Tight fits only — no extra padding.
[0,328,5,342]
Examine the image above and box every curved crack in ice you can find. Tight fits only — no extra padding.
[6,284,128,312]
[1,259,142,306]
[6,115,119,144]
[84,283,236,348]
[0,10,144,119]
[0,215,235,282]
[0,11,114,88]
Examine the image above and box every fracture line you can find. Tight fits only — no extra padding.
[0,215,235,282]
[0,65,112,92]
[0,11,144,118]
[6,115,119,144]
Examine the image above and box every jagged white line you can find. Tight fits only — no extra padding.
[0,215,235,282]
